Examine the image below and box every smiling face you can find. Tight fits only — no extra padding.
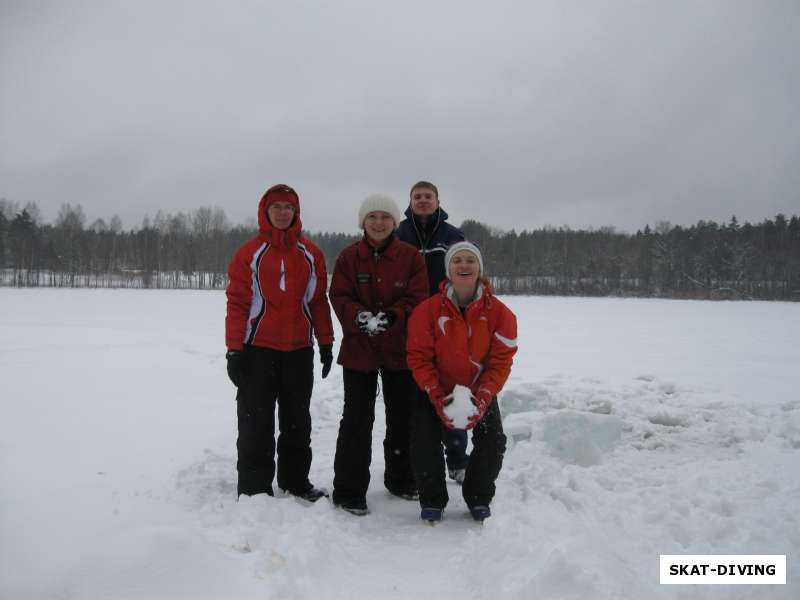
[363,211,395,244]
[448,250,480,290]
[410,186,439,217]
[266,201,296,230]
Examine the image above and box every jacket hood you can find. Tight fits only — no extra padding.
[258,184,303,246]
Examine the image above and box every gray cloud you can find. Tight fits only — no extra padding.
[2,0,799,234]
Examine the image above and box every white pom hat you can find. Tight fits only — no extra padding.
[358,194,402,229]
[445,241,484,276]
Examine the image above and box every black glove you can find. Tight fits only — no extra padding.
[319,344,333,379]
[226,350,244,387]
[378,310,397,328]
[367,311,395,335]
[356,311,375,335]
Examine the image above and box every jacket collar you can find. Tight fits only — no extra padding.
[357,233,400,260]
[404,205,449,247]
[439,277,493,312]
[403,205,450,228]
[259,217,302,247]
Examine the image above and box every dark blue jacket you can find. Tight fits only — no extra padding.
[396,206,464,296]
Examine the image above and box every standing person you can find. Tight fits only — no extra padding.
[396,180,469,484]
[407,241,517,522]
[225,184,334,501]
[329,194,429,516]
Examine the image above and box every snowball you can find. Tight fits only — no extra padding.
[443,384,480,429]
[365,315,382,333]
[362,313,387,335]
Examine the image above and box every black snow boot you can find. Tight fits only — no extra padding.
[421,507,443,523]
[335,498,370,516]
[468,505,491,521]
[387,484,419,501]
[289,485,329,503]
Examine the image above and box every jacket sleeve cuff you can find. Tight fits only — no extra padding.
[316,334,335,346]
[474,381,498,397]
[389,308,406,328]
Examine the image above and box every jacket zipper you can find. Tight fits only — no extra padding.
[412,209,442,250]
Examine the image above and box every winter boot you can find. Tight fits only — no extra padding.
[289,485,329,503]
[420,507,443,523]
[387,484,419,501]
[335,498,370,516]
[468,505,491,521]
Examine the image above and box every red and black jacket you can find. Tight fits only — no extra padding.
[330,235,428,372]
[407,279,517,398]
[225,187,334,352]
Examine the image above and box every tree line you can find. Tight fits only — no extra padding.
[1,199,798,300]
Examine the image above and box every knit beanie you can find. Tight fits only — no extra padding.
[445,241,484,276]
[358,194,402,229]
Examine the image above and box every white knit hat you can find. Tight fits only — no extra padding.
[358,194,402,229]
[445,241,484,276]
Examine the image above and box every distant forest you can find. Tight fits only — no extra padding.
[1,199,798,300]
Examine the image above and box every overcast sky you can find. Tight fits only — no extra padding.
[2,0,799,234]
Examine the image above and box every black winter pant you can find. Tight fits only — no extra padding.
[332,368,416,504]
[411,385,506,510]
[236,345,314,497]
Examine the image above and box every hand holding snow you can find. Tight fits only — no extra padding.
[357,311,389,336]
[373,312,390,331]
[443,385,480,429]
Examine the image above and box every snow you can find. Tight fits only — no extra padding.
[539,410,624,467]
[1,290,798,599]
[443,384,479,429]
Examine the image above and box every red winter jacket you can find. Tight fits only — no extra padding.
[407,279,517,398]
[330,235,428,372]
[225,188,334,352]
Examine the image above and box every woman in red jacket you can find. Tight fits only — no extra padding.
[225,184,334,501]
[407,241,517,522]
[329,194,429,515]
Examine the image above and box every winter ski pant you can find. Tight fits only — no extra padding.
[332,368,416,504]
[236,345,314,497]
[411,385,506,510]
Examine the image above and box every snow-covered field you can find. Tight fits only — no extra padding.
[1,289,797,600]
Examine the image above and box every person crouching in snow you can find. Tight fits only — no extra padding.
[397,180,470,485]
[329,194,429,516]
[225,184,334,502]
[407,241,517,522]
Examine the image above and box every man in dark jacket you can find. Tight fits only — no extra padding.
[396,181,469,484]
[396,181,465,296]
[329,194,429,515]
